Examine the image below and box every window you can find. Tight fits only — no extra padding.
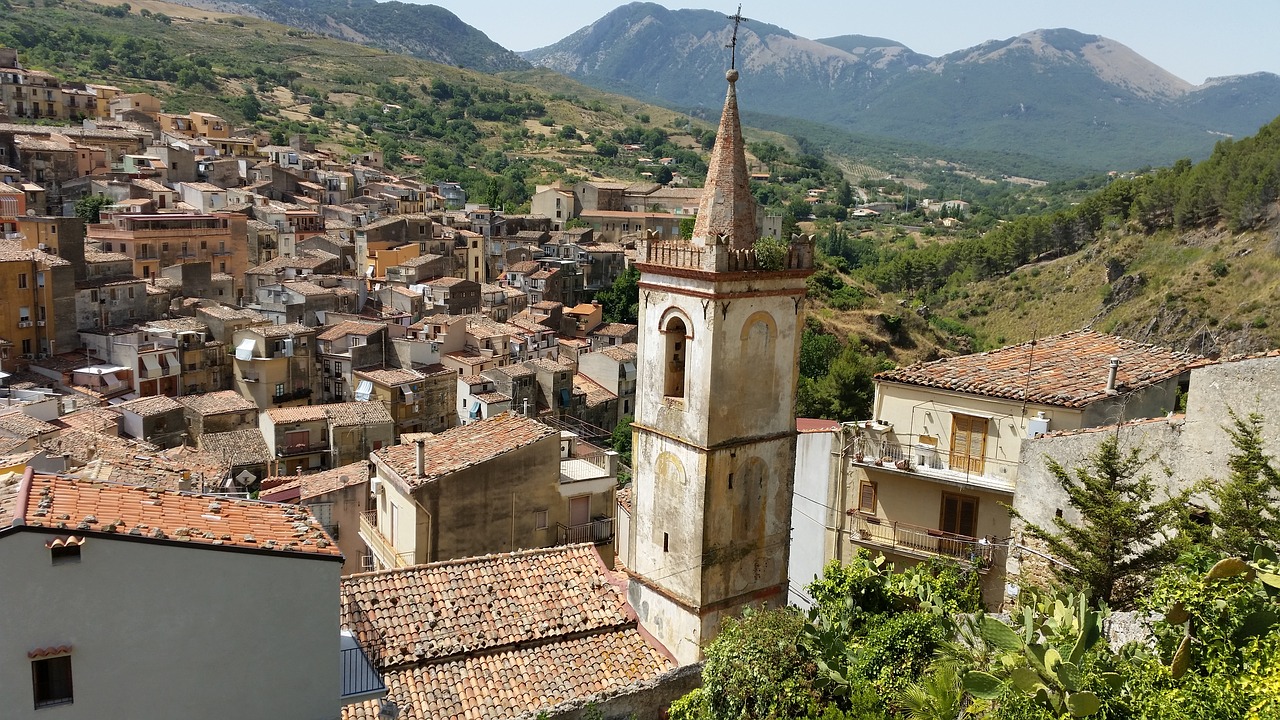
[32,655,73,708]
[940,493,979,538]
[17,273,27,289]
[858,481,877,514]
[275,383,285,397]
[948,414,988,475]
[533,510,548,530]
[662,315,688,398]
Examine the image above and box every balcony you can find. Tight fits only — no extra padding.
[849,512,1000,571]
[272,387,312,403]
[340,629,386,705]
[279,439,328,457]
[358,509,411,569]
[849,431,1017,494]
[556,516,613,545]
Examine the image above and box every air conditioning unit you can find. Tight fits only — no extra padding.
[17,321,32,328]
[36,243,47,250]
[35,320,45,327]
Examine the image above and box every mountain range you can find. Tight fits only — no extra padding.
[195,0,530,73]
[522,3,1280,172]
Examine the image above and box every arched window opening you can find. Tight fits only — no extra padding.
[663,316,687,398]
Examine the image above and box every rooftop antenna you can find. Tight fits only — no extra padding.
[725,4,750,70]
[1020,325,1039,415]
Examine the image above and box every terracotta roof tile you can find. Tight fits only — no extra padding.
[592,322,637,338]
[196,428,273,465]
[342,628,670,720]
[373,413,554,487]
[260,461,370,502]
[875,330,1200,408]
[600,343,638,363]
[355,366,423,386]
[574,375,616,407]
[10,474,341,558]
[114,395,183,418]
[325,401,393,427]
[317,321,384,342]
[340,545,632,668]
[264,405,328,424]
[0,412,60,439]
[177,390,257,416]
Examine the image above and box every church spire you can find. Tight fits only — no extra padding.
[690,68,759,251]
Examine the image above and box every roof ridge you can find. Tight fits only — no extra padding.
[345,542,596,578]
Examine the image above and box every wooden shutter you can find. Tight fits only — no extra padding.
[949,414,987,475]
[858,482,877,513]
[940,493,979,538]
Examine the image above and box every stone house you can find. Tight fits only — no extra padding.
[361,413,614,569]
[261,461,372,576]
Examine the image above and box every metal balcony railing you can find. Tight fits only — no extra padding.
[340,645,385,700]
[358,510,409,569]
[279,440,328,457]
[849,512,999,571]
[556,517,613,545]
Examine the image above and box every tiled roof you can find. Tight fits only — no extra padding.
[593,323,637,338]
[325,401,393,427]
[260,461,369,503]
[424,276,467,287]
[114,395,183,418]
[6,474,341,558]
[574,375,617,407]
[341,545,633,668]
[616,487,632,514]
[177,390,257,416]
[459,374,488,386]
[875,329,1201,408]
[0,471,21,527]
[485,364,535,379]
[0,412,60,439]
[253,323,312,339]
[474,392,511,404]
[355,366,423,387]
[197,428,273,466]
[282,281,332,297]
[373,413,555,487]
[342,628,671,720]
[528,358,571,374]
[317,320,384,341]
[264,405,327,424]
[507,260,540,274]
[600,343,638,363]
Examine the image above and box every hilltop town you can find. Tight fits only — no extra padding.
[1,25,1279,720]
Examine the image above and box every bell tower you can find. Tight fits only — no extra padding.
[624,67,815,664]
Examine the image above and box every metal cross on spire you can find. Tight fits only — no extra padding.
[725,4,750,70]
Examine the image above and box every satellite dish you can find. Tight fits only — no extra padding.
[26,209,36,216]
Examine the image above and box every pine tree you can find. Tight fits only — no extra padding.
[1012,435,1186,609]
[1210,410,1280,557]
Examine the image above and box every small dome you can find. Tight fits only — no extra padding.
[726,69,739,83]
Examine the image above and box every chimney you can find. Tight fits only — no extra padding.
[414,439,425,477]
[1105,357,1120,394]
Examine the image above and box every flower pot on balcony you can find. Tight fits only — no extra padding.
[895,459,911,471]
[854,452,864,462]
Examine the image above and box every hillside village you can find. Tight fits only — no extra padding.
[0,22,1279,720]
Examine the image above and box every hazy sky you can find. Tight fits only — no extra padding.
[423,0,1280,85]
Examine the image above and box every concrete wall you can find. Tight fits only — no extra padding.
[1007,355,1280,594]
[0,529,340,720]
[789,429,838,608]
[419,433,565,561]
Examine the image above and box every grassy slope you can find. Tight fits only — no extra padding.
[931,218,1280,356]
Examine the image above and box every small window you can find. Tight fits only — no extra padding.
[663,532,670,553]
[858,482,877,514]
[533,510,548,530]
[32,655,73,708]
